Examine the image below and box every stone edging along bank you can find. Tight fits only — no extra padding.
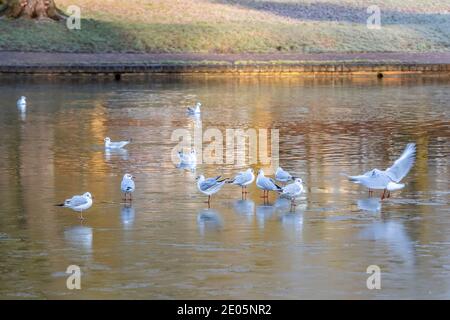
[1,63,449,77]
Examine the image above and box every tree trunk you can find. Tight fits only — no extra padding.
[0,0,62,20]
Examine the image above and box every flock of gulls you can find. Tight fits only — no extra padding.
[17,97,417,220]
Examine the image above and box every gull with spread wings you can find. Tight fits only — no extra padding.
[346,143,416,200]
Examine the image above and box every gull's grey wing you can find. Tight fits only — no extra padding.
[66,195,88,207]
[200,177,221,191]
[259,177,281,191]
[269,178,282,190]
[233,172,249,185]
[121,179,135,192]
[385,143,416,182]
[276,169,291,181]
[109,141,129,148]
[282,182,301,195]
[207,180,227,194]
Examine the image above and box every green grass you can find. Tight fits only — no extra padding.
[0,0,449,53]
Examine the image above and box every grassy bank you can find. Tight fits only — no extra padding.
[0,0,449,53]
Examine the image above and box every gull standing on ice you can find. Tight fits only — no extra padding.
[55,192,93,220]
[228,168,255,199]
[196,175,227,208]
[187,102,201,115]
[256,169,282,202]
[104,137,131,149]
[275,167,294,183]
[347,143,416,199]
[121,173,135,202]
[279,178,304,211]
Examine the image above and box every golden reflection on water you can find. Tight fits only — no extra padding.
[0,76,449,299]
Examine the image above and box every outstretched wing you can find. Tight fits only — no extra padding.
[385,143,416,182]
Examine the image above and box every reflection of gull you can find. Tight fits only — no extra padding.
[228,168,255,199]
[274,198,291,210]
[17,96,27,120]
[178,149,196,166]
[279,213,303,232]
[192,116,202,128]
[187,102,201,115]
[104,137,131,149]
[233,199,255,217]
[279,178,304,211]
[176,161,196,172]
[347,143,416,199]
[359,221,414,266]
[256,169,282,201]
[64,226,93,251]
[121,173,135,201]
[105,148,129,161]
[196,175,227,208]
[256,205,275,229]
[357,198,382,213]
[121,204,135,229]
[177,149,196,172]
[197,209,223,234]
[17,96,26,111]
[56,192,93,220]
[275,167,294,183]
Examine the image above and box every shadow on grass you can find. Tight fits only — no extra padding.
[0,18,140,52]
[210,0,449,25]
[0,2,448,53]
[0,17,290,53]
[208,0,450,51]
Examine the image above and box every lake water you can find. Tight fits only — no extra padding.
[0,75,449,299]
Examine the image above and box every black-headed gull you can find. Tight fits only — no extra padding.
[227,168,255,199]
[187,102,201,115]
[347,143,416,199]
[256,169,282,202]
[121,173,135,201]
[196,175,227,208]
[275,167,294,183]
[279,178,304,211]
[104,137,131,149]
[56,192,93,220]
